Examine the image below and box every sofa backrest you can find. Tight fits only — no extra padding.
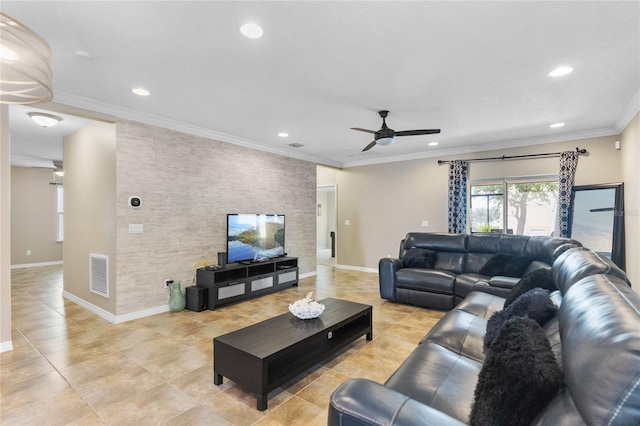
[402,233,468,274]
[401,233,578,276]
[554,272,640,424]
[552,247,628,293]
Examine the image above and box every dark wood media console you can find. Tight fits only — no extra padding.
[196,257,298,310]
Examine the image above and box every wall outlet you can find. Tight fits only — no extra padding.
[421,220,429,227]
[26,249,31,256]
[164,279,173,288]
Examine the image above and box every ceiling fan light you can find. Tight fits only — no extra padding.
[28,112,62,127]
[376,136,395,146]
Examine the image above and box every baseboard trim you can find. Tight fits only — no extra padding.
[0,340,14,353]
[11,260,63,269]
[62,291,169,324]
[299,271,317,279]
[335,264,378,274]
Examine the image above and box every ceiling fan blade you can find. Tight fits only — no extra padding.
[395,129,441,136]
[362,140,377,152]
[351,127,376,134]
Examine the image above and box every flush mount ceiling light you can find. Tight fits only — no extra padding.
[240,23,263,39]
[548,66,573,77]
[28,111,62,127]
[132,87,150,96]
[428,141,439,146]
[0,13,53,104]
[550,122,565,128]
[278,132,289,138]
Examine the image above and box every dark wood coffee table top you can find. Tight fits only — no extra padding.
[213,297,373,410]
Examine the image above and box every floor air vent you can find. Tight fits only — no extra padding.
[90,254,109,297]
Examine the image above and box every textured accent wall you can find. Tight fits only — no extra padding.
[115,119,317,315]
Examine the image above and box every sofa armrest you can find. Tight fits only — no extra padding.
[329,379,465,426]
[488,275,519,289]
[379,257,402,301]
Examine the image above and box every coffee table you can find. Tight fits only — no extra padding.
[213,297,372,410]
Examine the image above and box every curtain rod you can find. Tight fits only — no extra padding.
[437,147,587,165]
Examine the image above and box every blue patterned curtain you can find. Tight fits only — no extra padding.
[558,151,578,237]
[448,160,468,234]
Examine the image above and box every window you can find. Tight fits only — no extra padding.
[57,186,63,241]
[470,177,558,236]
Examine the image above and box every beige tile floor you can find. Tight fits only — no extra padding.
[1,264,444,425]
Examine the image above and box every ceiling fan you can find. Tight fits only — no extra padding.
[351,110,441,152]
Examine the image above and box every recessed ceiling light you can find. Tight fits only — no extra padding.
[28,112,62,127]
[550,122,565,128]
[75,50,91,59]
[428,141,439,146]
[132,87,150,96]
[240,23,263,39]
[548,66,573,77]
[278,132,289,138]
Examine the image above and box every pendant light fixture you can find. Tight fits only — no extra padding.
[0,13,53,104]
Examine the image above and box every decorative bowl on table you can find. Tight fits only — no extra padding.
[289,292,325,319]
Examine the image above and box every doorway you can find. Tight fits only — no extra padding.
[316,185,336,266]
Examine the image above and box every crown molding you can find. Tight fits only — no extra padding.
[614,89,640,133]
[340,127,617,168]
[52,91,343,169]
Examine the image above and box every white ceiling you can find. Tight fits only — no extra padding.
[5,1,640,169]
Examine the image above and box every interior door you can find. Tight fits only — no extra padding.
[568,183,625,270]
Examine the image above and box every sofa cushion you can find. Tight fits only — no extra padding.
[385,341,482,423]
[484,288,557,354]
[504,268,556,307]
[453,273,486,298]
[421,310,487,362]
[471,317,562,426]
[396,269,456,294]
[479,253,531,277]
[402,248,438,269]
[455,291,505,319]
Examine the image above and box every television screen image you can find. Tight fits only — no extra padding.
[227,214,285,263]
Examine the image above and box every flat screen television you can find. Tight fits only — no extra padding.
[226,214,285,264]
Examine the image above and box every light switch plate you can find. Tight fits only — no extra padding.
[128,224,143,233]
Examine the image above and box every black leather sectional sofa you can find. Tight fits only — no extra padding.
[329,236,639,425]
[380,232,578,310]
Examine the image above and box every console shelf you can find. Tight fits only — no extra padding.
[196,257,298,310]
